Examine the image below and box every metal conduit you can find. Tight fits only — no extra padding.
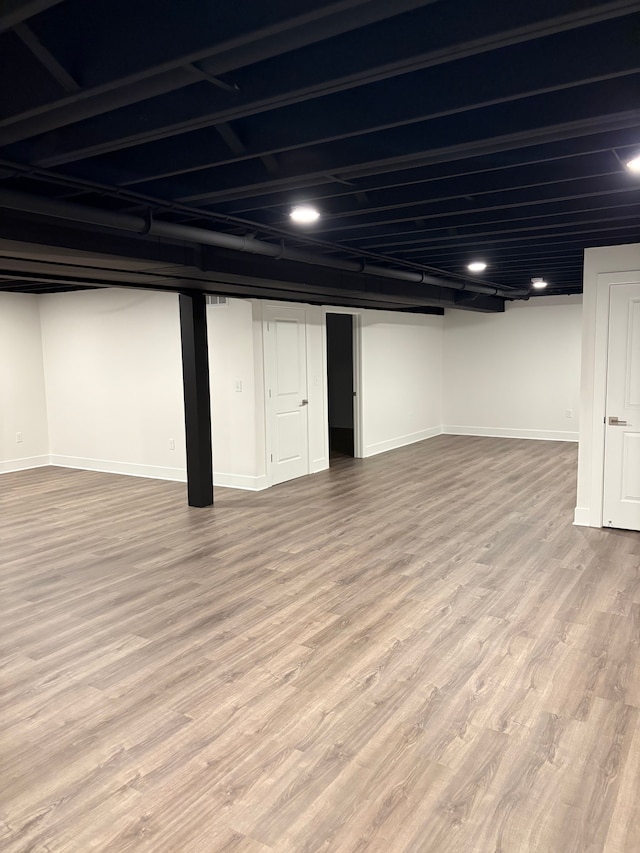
[0,188,531,298]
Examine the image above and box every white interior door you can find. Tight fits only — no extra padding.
[264,305,309,485]
[603,282,640,530]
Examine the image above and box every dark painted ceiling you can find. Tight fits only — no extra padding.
[0,0,639,305]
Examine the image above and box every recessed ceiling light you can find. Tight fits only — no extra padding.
[626,155,640,174]
[531,277,548,289]
[290,205,320,224]
[467,261,487,273]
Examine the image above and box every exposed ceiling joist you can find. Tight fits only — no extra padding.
[13,22,79,92]
[27,0,640,167]
[1,0,638,300]
[0,0,433,146]
[178,109,640,204]
[0,0,65,34]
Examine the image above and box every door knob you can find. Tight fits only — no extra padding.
[609,416,628,425]
[300,399,309,406]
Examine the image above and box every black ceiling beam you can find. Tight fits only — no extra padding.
[0,209,199,270]
[331,204,640,251]
[215,123,246,157]
[379,219,640,255]
[0,174,529,291]
[0,251,454,313]
[193,247,490,311]
[276,167,625,226]
[178,108,640,204]
[0,254,186,286]
[418,244,591,264]
[0,0,432,148]
[0,0,65,33]
[379,198,640,241]
[306,179,639,237]
[4,154,624,300]
[392,222,640,254]
[268,197,640,251]
[331,189,618,236]
[0,263,451,313]
[388,218,638,251]
[0,66,204,145]
[0,156,449,274]
[218,131,640,214]
[0,193,526,306]
[0,187,526,297]
[28,0,640,168]
[13,22,80,93]
[488,260,584,273]
[113,47,640,189]
[0,278,97,293]
[119,88,636,194]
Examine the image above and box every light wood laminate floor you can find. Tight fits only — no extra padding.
[2,436,640,852]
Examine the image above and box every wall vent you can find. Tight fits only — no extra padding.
[205,295,229,306]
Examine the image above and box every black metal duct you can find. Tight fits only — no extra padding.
[0,188,531,299]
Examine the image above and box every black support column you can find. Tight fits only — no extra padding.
[179,292,213,507]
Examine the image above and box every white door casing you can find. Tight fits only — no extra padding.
[263,305,310,485]
[603,282,640,531]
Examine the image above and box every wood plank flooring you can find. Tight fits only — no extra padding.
[1,435,640,852]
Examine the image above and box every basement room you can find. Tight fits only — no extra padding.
[1,1,640,851]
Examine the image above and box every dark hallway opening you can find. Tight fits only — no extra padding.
[326,313,354,459]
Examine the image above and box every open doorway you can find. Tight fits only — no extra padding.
[326,312,355,459]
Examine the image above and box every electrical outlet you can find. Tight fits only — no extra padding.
[16,431,23,443]
[168,438,175,451]
[565,409,574,419]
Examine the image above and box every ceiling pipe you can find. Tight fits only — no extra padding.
[0,188,531,299]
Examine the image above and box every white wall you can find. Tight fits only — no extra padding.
[38,289,269,489]
[40,288,187,481]
[207,298,267,489]
[0,292,49,471]
[443,296,582,441]
[576,242,640,527]
[3,285,586,492]
[360,311,443,456]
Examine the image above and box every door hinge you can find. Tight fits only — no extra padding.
[267,322,270,331]
[269,388,272,398]
[270,453,273,462]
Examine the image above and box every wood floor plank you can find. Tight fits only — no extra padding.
[1,435,639,851]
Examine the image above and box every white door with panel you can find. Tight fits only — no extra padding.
[263,305,310,485]
[603,282,640,530]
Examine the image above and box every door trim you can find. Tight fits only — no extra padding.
[587,272,640,526]
[262,301,311,487]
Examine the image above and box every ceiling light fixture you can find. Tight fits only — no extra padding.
[467,261,487,273]
[531,277,548,289]
[290,204,320,224]
[625,155,640,174]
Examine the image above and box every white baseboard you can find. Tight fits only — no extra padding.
[442,425,579,442]
[49,455,188,482]
[311,457,329,474]
[0,454,50,474]
[573,507,596,527]
[213,472,269,491]
[48,455,269,491]
[364,426,442,457]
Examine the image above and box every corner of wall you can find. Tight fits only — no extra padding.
[0,291,50,470]
[36,293,51,460]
